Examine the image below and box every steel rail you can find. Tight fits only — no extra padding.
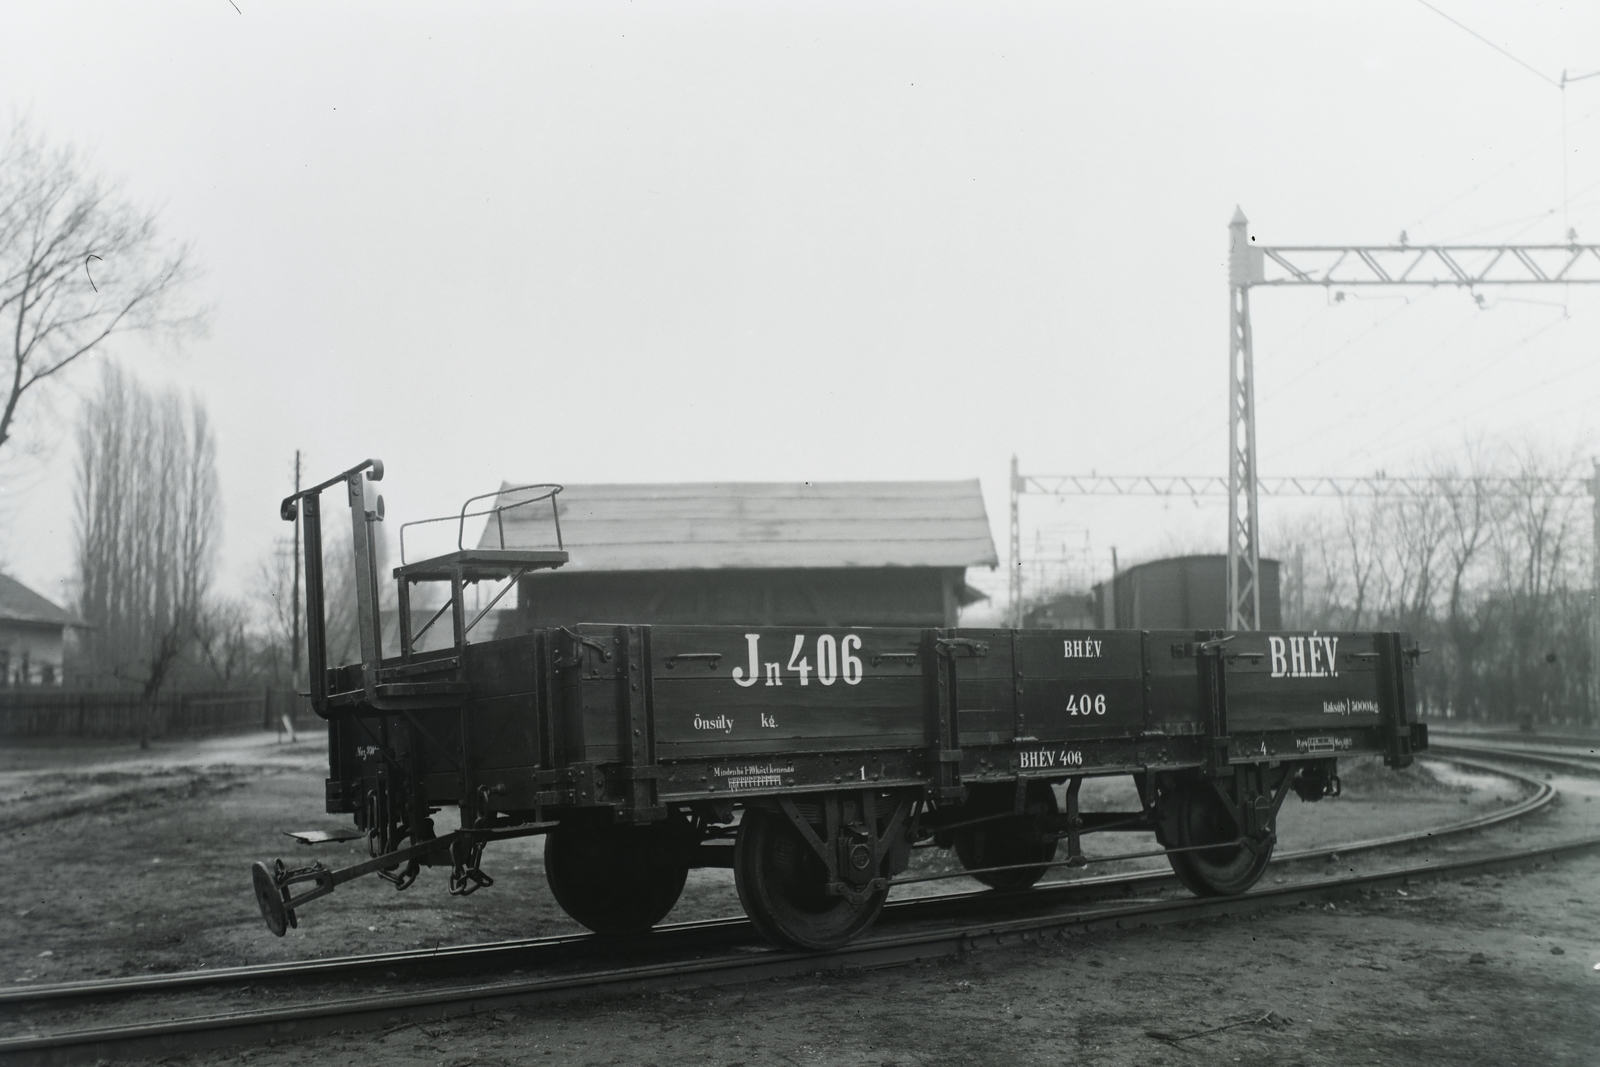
[1428,740,1600,777]
[1430,730,1600,749]
[0,754,1550,1016]
[5,832,1597,1067]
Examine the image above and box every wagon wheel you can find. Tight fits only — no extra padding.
[734,806,888,951]
[544,818,689,935]
[954,782,1060,891]
[1164,779,1273,897]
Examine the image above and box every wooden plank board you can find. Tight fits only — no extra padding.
[1143,630,1207,732]
[945,629,1015,745]
[1013,630,1146,740]
[643,626,928,757]
[1222,631,1387,733]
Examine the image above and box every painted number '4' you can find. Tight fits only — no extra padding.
[787,636,812,685]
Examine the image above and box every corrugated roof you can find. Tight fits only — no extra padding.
[0,574,80,628]
[478,481,999,572]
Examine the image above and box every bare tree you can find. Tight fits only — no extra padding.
[1337,500,1381,630]
[0,121,203,460]
[252,537,300,688]
[1375,492,1445,634]
[1484,446,1587,723]
[1284,440,1599,727]
[73,363,218,742]
[193,597,253,687]
[1428,455,1497,719]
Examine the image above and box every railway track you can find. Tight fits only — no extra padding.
[1427,733,1600,777]
[0,752,1584,1066]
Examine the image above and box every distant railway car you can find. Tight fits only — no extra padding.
[252,462,1425,951]
[1095,554,1283,631]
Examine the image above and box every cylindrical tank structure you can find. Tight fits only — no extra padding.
[1094,554,1281,631]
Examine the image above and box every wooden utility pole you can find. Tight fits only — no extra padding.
[1592,460,1599,724]
[291,450,302,690]
[1008,454,1022,627]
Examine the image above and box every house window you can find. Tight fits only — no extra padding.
[39,664,55,686]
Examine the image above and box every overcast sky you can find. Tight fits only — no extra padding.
[2,1,1599,620]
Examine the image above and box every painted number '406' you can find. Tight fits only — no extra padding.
[1067,693,1107,716]
[733,634,863,688]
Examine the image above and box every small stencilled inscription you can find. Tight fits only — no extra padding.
[1296,736,1354,754]
[1322,699,1379,716]
[1019,747,1084,769]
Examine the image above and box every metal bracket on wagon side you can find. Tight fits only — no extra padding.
[1377,632,1418,769]
[935,638,989,659]
[776,792,912,906]
[1194,631,1231,776]
[777,797,838,880]
[928,629,966,802]
[1203,763,1295,853]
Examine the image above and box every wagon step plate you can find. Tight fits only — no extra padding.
[283,829,366,845]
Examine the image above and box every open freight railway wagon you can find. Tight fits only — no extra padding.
[252,460,1428,950]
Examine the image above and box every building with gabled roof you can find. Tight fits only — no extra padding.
[0,574,81,686]
[476,480,998,630]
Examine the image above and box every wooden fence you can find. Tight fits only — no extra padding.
[0,688,317,740]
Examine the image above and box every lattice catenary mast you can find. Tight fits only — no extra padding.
[1224,209,1600,630]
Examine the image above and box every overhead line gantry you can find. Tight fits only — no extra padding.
[1224,209,1600,631]
[1006,214,1600,637]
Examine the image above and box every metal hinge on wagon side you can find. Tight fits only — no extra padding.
[1171,634,1233,658]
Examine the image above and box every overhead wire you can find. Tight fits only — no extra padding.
[1409,1,1586,236]
[1255,292,1479,463]
[1408,106,1597,236]
[1258,291,1433,406]
[1412,0,1561,89]
[1265,291,1572,466]
[1138,304,1334,465]
[1434,207,1560,243]
[1428,173,1600,242]
[1227,4,1600,487]
[1345,335,1597,461]
[1325,296,1595,464]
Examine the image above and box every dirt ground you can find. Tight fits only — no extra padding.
[1,730,1596,1064]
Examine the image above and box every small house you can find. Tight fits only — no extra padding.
[0,574,80,686]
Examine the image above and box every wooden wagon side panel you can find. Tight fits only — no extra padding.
[646,626,928,760]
